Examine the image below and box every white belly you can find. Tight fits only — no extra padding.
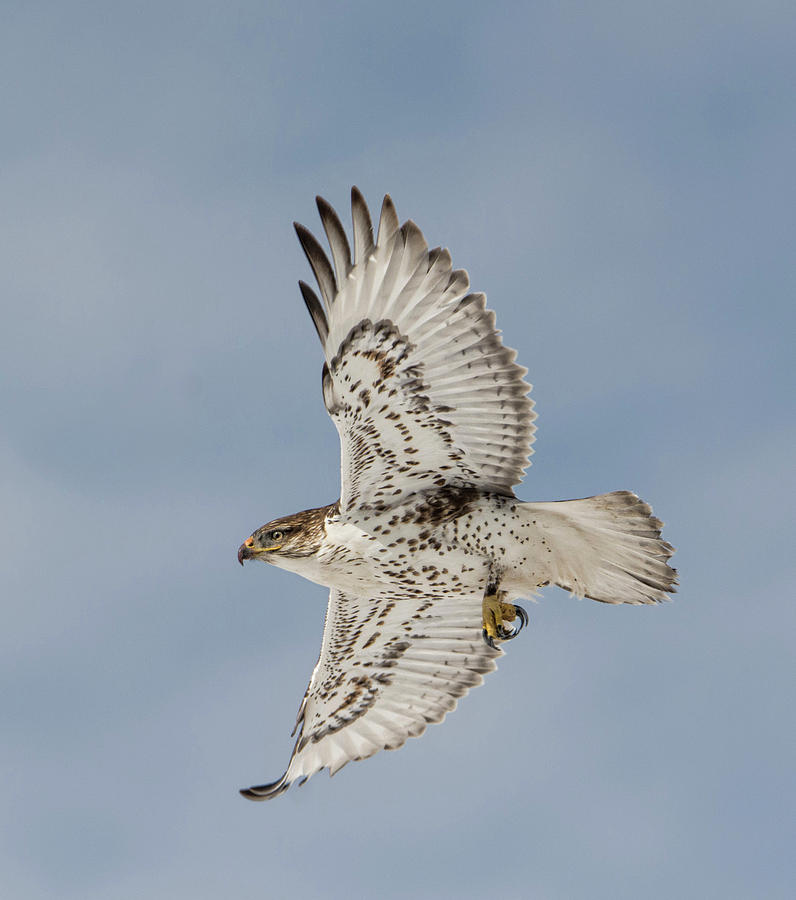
[269,496,546,602]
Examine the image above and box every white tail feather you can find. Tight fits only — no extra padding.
[523,491,677,605]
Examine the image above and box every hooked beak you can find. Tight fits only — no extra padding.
[238,536,256,566]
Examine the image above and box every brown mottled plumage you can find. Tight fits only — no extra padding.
[237,189,677,801]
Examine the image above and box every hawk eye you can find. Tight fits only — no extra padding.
[270,530,284,542]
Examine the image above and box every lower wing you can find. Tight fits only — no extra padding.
[241,587,500,800]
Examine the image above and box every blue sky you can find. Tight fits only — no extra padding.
[2,2,794,897]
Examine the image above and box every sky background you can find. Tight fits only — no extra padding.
[2,1,794,898]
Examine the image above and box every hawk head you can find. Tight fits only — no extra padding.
[237,504,334,565]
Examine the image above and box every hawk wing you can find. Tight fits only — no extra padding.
[296,189,536,513]
[240,589,499,800]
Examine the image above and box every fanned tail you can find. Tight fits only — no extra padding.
[523,491,677,605]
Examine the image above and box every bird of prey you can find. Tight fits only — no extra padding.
[237,188,677,801]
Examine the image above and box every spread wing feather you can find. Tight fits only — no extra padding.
[240,589,500,800]
[297,188,537,512]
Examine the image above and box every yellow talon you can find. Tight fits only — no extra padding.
[482,595,501,641]
[482,592,528,647]
[500,600,519,623]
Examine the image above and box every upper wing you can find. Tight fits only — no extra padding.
[296,188,536,512]
[240,588,500,800]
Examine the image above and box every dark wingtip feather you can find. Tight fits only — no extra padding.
[239,775,290,801]
[316,195,352,285]
[298,280,329,345]
[401,219,428,259]
[377,194,400,246]
[294,222,337,310]
[351,186,374,263]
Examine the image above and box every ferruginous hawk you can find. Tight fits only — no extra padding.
[237,189,677,800]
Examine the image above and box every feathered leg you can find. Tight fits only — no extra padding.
[482,566,528,648]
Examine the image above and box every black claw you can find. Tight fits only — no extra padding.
[499,604,529,642]
[484,604,529,648]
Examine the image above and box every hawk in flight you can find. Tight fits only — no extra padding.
[237,189,677,800]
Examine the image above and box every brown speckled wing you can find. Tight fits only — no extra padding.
[239,588,500,801]
[296,189,537,513]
